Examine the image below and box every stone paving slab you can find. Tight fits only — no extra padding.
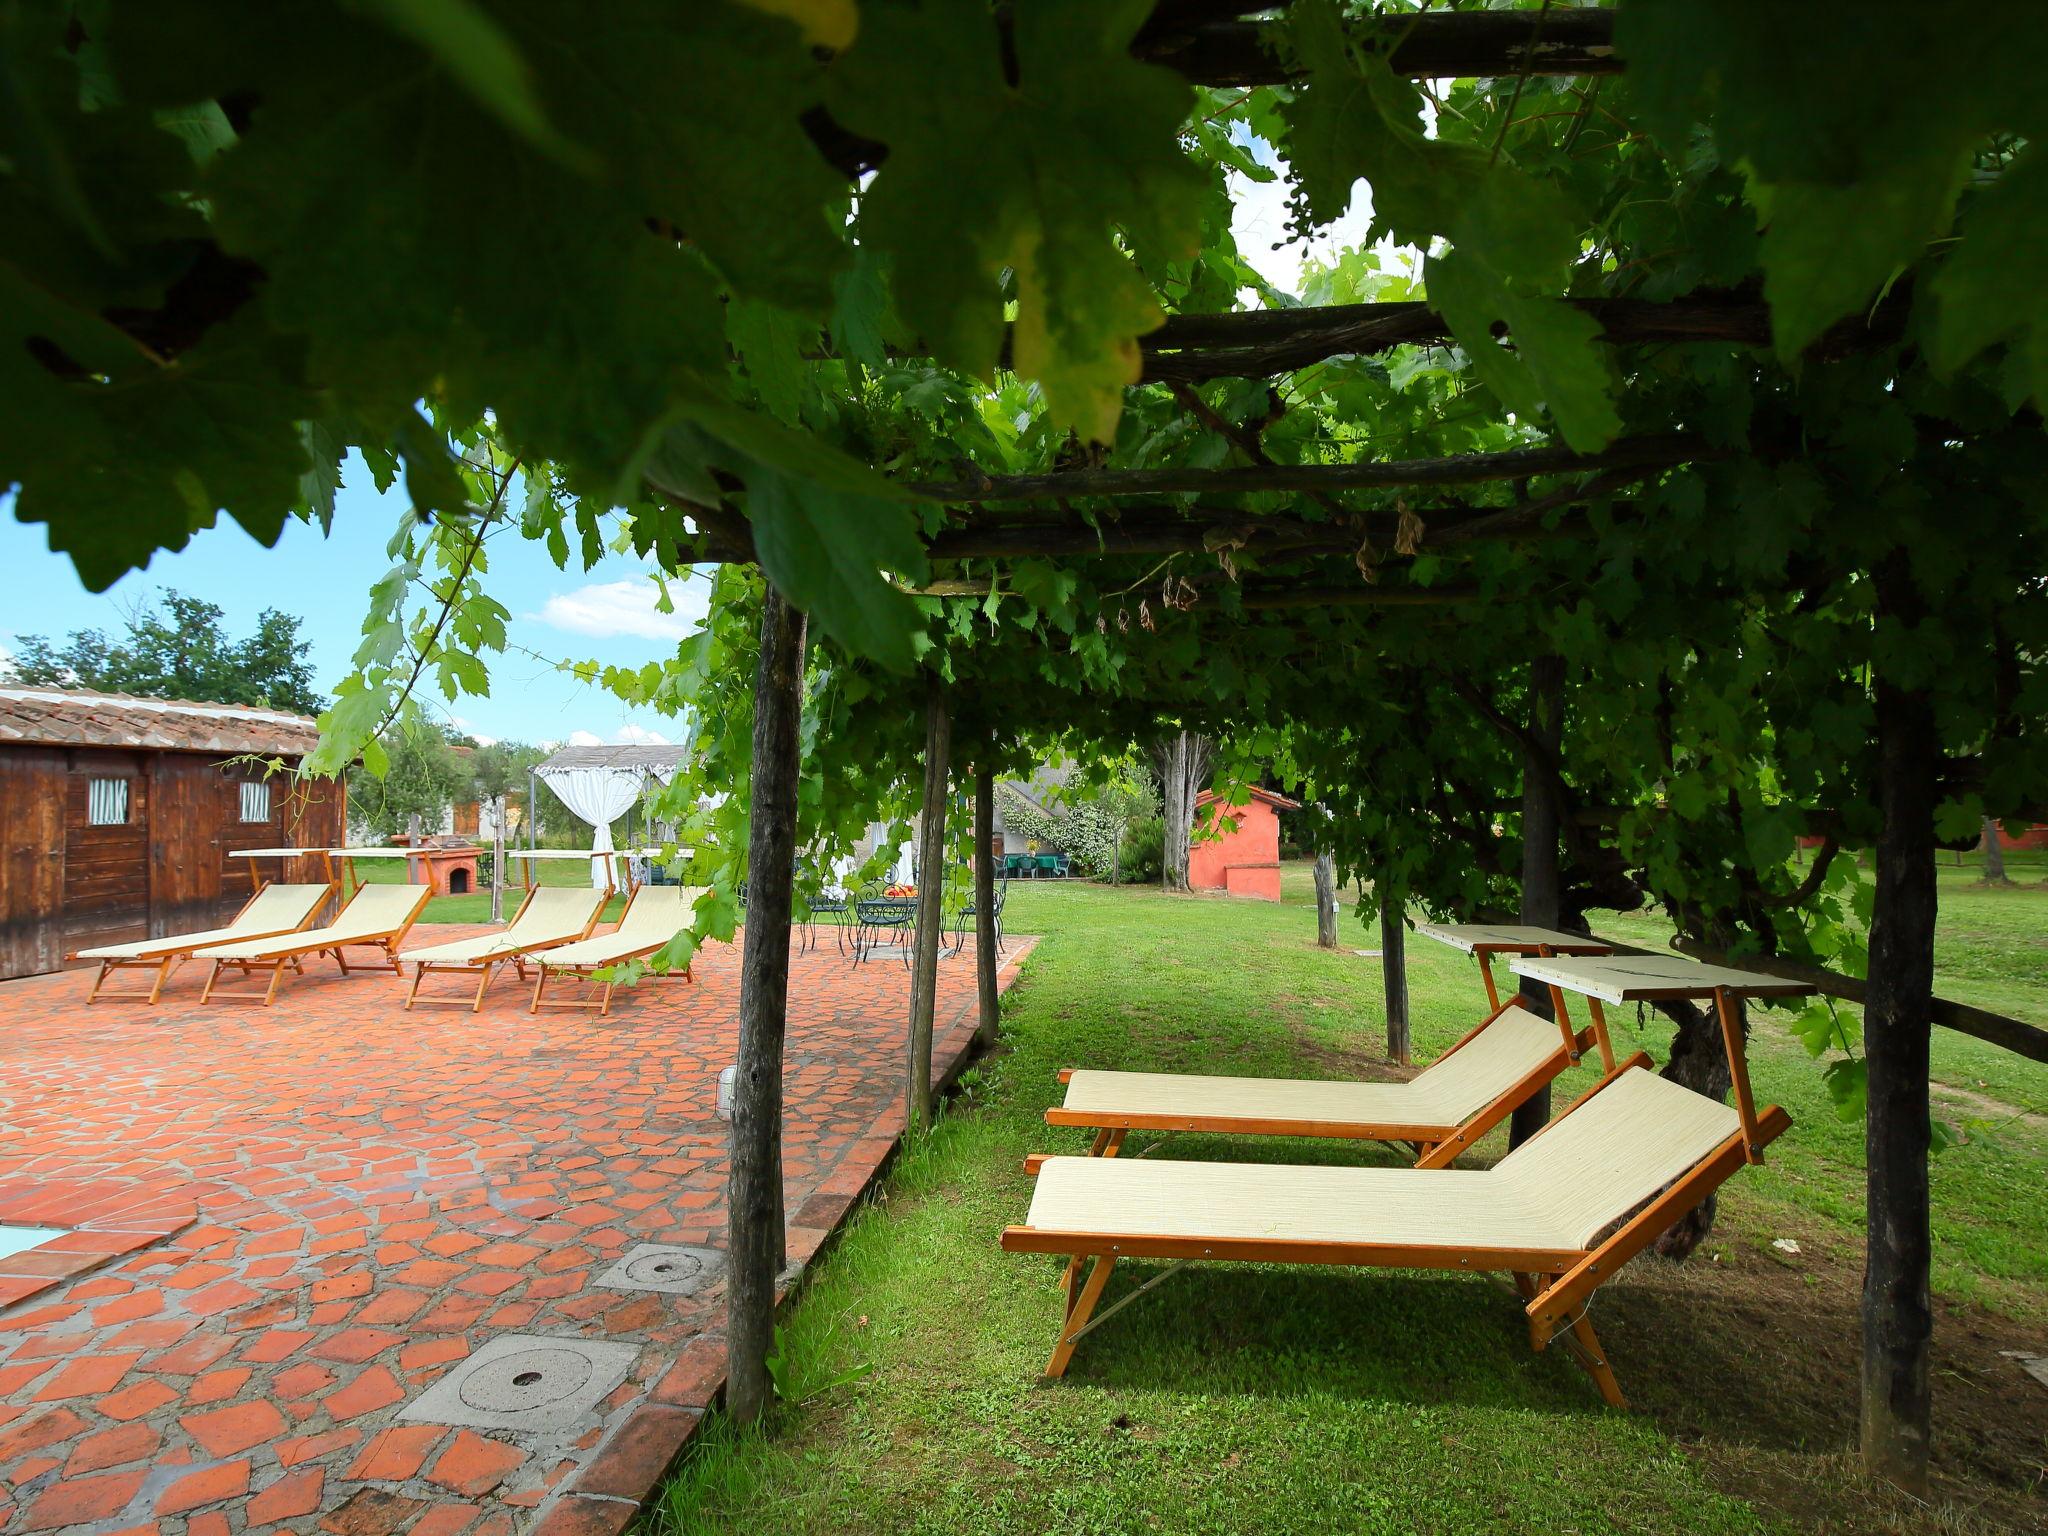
[0,923,1035,1534]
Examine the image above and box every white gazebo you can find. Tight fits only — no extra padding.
[532,744,690,887]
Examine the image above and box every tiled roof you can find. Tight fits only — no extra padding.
[0,686,323,756]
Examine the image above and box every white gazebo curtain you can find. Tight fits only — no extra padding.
[535,766,657,887]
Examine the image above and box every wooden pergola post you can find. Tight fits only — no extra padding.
[1861,562,1936,1494]
[725,586,806,1426]
[907,674,951,1135]
[1380,879,1410,1066]
[1510,654,1565,1148]
[1312,851,1339,949]
[973,760,999,1050]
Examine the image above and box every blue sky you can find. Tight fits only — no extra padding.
[0,456,708,747]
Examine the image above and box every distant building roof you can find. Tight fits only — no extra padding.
[0,686,322,756]
[534,743,690,775]
[1196,786,1302,812]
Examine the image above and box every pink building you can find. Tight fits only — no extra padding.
[1188,787,1301,901]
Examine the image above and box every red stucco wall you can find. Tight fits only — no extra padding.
[1188,794,1284,901]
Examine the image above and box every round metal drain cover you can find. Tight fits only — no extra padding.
[594,1242,727,1296]
[623,1250,706,1286]
[457,1347,595,1414]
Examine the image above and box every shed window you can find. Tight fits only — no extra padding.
[87,778,131,826]
[239,781,272,823]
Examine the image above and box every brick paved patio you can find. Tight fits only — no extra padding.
[0,924,1033,1534]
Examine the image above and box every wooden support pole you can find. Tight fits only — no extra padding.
[1510,654,1565,1149]
[973,760,999,1050]
[1312,852,1339,949]
[1380,881,1410,1066]
[1860,561,1937,1494]
[726,586,807,1427]
[908,675,951,1135]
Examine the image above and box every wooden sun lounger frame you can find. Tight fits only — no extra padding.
[1006,1050,1792,1405]
[1048,1003,1602,1169]
[1049,934,1617,1168]
[404,883,606,1013]
[198,884,434,1006]
[78,879,336,1005]
[528,949,694,1016]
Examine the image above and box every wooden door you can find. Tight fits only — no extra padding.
[147,755,226,936]
[63,749,151,956]
[0,748,67,979]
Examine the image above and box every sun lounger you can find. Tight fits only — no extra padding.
[194,883,433,1005]
[528,885,707,1015]
[1051,1002,1600,1167]
[73,882,334,1004]
[1049,925,1617,1167]
[1007,1062,1786,1403]
[401,885,608,1011]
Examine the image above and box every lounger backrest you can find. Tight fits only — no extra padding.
[507,885,607,939]
[228,882,332,935]
[1405,1005,1565,1121]
[326,882,432,939]
[617,885,705,943]
[1490,1068,1740,1248]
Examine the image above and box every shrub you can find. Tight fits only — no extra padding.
[1120,816,1165,884]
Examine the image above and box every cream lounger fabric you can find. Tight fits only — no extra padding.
[1026,1068,1739,1254]
[193,884,429,961]
[402,886,606,966]
[1059,1004,1567,1133]
[76,884,330,960]
[538,886,704,968]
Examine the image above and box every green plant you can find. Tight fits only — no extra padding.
[1120,816,1165,885]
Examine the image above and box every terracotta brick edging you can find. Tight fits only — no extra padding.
[529,936,1040,1536]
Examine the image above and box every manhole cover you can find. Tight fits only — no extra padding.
[595,1243,727,1297]
[400,1333,639,1432]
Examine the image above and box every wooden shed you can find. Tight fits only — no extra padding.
[0,686,346,981]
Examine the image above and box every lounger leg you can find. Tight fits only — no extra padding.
[531,968,547,1013]
[406,964,427,1011]
[1564,1312,1627,1408]
[1046,1256,1118,1378]
[1086,1129,1126,1158]
[88,961,111,1004]
[149,956,178,1005]
[471,962,493,1014]
[200,961,222,1004]
[262,963,285,1007]
[600,978,614,1016]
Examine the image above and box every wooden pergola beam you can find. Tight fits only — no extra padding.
[1131,292,1911,384]
[907,432,1704,504]
[806,8,1620,178]
[1140,6,1621,89]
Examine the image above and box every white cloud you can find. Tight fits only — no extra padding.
[531,576,710,642]
[613,724,672,746]
[567,729,604,746]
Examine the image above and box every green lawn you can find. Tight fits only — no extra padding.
[350,851,628,924]
[637,859,2047,1536]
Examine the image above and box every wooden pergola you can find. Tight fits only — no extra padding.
[702,3,2048,1502]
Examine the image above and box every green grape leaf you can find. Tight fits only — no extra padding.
[828,0,1204,443]
[1926,150,2048,394]
[1751,150,1972,363]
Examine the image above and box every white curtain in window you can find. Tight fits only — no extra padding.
[535,767,647,887]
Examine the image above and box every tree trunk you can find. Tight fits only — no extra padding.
[490,794,506,923]
[726,588,807,1427]
[1155,730,1212,892]
[1862,603,1938,1495]
[1510,654,1565,1149]
[1649,996,1740,1258]
[1312,852,1339,948]
[1978,817,2009,884]
[908,676,951,1135]
[1380,881,1410,1065]
[973,762,999,1050]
